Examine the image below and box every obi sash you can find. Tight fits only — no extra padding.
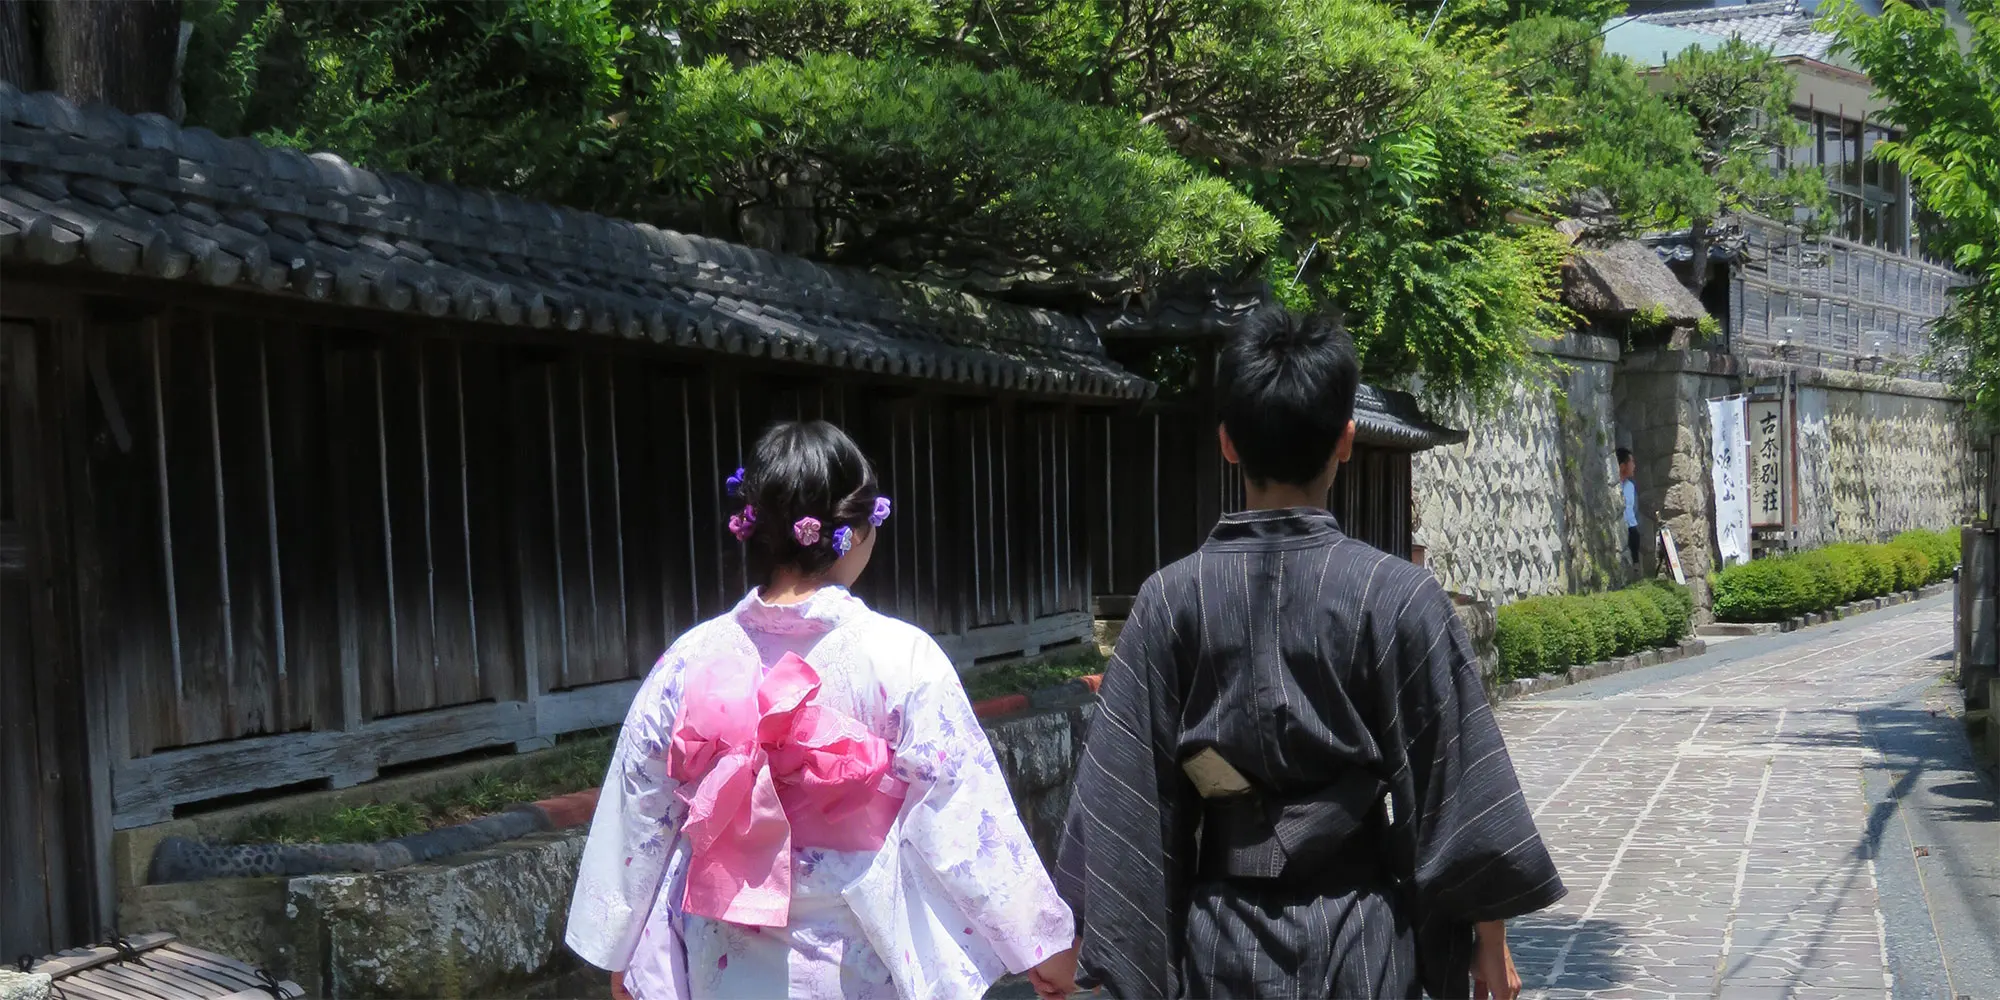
[666,651,908,926]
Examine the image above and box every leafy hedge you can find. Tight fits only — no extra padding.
[1496,580,1694,680]
[1711,529,1960,623]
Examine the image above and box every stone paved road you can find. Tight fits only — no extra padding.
[1501,597,1999,1000]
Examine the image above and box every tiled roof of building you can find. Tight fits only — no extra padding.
[1632,1,1839,62]
[0,84,1152,401]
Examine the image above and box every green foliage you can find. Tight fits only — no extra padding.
[1495,581,1690,677]
[1792,550,1854,610]
[657,53,1278,275]
[962,647,1107,703]
[1495,603,1546,680]
[1498,19,1824,244]
[1714,533,1958,622]
[179,0,1586,404]
[1894,528,1964,581]
[1713,558,1818,623]
[1824,542,1890,599]
[1830,0,2000,419]
[1614,588,1671,650]
[1883,543,1933,592]
[1635,579,1694,642]
[230,733,615,844]
[183,0,667,205]
[1657,39,1827,228]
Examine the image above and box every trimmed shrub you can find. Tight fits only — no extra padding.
[1636,580,1694,641]
[1513,598,1576,669]
[1883,543,1930,592]
[1599,592,1645,656]
[1828,543,1895,599]
[1616,589,1671,649]
[1495,604,1545,680]
[1713,557,1817,622]
[1565,596,1619,662]
[1793,550,1851,611]
[1893,529,1957,584]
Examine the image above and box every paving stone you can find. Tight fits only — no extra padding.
[1499,606,1956,998]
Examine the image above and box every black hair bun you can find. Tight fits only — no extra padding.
[733,420,881,583]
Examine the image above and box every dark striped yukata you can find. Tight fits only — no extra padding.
[1055,508,1565,999]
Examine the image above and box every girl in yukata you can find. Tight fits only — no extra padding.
[566,420,1077,1000]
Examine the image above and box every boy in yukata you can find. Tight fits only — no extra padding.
[568,420,1076,1000]
[1041,307,1565,1000]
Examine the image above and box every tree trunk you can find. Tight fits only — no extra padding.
[37,0,181,114]
[1684,214,1711,298]
[0,0,37,92]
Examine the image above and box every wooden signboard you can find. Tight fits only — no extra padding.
[1660,527,1687,585]
[1747,398,1788,528]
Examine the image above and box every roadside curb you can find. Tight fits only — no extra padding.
[1496,640,1708,703]
[972,674,1102,720]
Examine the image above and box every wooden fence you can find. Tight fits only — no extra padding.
[1090,401,1416,605]
[46,304,1097,828]
[1729,214,1962,371]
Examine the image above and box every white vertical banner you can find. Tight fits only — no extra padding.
[1747,399,1787,528]
[1708,395,1751,566]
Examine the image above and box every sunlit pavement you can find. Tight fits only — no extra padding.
[1503,597,2000,1000]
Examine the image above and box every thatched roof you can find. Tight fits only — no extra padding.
[1563,240,1710,325]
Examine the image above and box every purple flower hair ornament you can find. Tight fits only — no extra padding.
[725,467,746,496]
[832,525,855,555]
[870,496,893,527]
[793,517,822,546]
[728,505,757,541]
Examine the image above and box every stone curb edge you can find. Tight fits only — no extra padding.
[972,674,1103,720]
[1495,639,1709,703]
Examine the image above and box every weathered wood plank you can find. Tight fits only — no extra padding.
[28,932,177,976]
[112,698,531,828]
[937,611,1093,664]
[379,341,436,715]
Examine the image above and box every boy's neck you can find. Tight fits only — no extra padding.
[1243,480,1330,512]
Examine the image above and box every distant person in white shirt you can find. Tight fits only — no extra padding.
[1618,447,1640,564]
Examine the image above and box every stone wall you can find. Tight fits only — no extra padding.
[1780,366,1980,547]
[1414,334,1629,605]
[1417,344,1975,619]
[1617,350,1739,615]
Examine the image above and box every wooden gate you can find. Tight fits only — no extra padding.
[0,322,91,956]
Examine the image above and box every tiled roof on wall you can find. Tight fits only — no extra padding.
[0,84,1152,401]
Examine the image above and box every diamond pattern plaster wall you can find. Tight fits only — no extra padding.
[1414,336,1628,605]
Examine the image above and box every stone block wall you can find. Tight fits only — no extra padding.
[1416,343,1974,620]
[1414,334,1630,605]
[1784,368,1979,547]
[1616,350,1739,616]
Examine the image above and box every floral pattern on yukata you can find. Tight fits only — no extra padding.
[565,586,1073,1000]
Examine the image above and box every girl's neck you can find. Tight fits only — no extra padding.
[761,567,831,606]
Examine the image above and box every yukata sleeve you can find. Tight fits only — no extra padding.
[889,630,1075,975]
[1053,576,1193,1000]
[565,655,687,972]
[1374,575,1566,997]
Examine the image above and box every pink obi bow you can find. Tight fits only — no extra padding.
[666,651,908,926]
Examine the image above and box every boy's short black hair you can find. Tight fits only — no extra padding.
[1215,306,1359,487]
[1616,447,1633,464]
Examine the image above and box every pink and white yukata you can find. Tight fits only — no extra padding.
[566,586,1074,1000]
